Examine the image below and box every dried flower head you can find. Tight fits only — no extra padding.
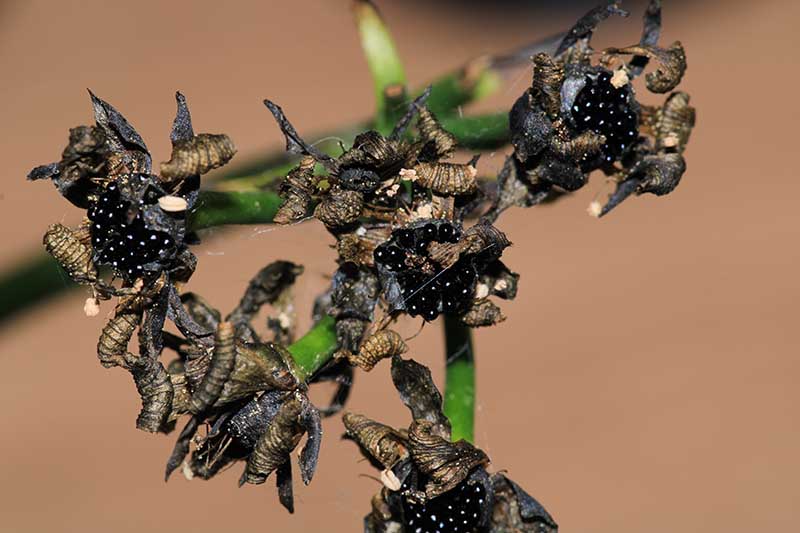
[346,355,557,533]
[489,0,695,220]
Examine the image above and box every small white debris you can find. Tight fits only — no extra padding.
[158,195,188,212]
[493,279,508,293]
[277,312,292,330]
[181,461,194,480]
[587,201,603,218]
[610,68,630,89]
[83,297,100,317]
[662,133,680,148]
[385,184,401,197]
[475,283,490,299]
[380,468,402,491]
[399,168,418,182]
[415,204,434,219]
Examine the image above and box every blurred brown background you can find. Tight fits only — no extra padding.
[1,0,798,531]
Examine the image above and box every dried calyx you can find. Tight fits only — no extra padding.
[489,0,695,220]
[345,355,557,533]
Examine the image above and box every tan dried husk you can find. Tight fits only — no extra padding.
[343,412,409,468]
[413,161,478,196]
[160,133,236,180]
[461,298,506,328]
[43,223,97,285]
[344,329,407,372]
[314,189,364,227]
[242,395,304,484]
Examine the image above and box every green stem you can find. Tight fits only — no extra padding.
[443,314,476,443]
[287,315,338,381]
[353,0,407,135]
[441,112,509,151]
[0,253,74,323]
[188,190,282,231]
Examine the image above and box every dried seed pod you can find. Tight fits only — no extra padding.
[550,130,606,159]
[215,342,300,406]
[606,41,686,94]
[337,131,405,171]
[126,353,174,433]
[183,345,210,391]
[408,420,490,499]
[241,395,304,485]
[343,412,408,468]
[274,157,317,225]
[654,91,695,152]
[416,106,457,160]
[160,133,236,180]
[313,189,363,228]
[97,307,142,368]
[226,261,303,333]
[490,474,559,533]
[427,240,467,269]
[189,321,236,414]
[391,356,451,440]
[43,223,97,285]
[531,53,564,118]
[461,221,511,258]
[461,298,506,328]
[168,371,191,420]
[414,161,478,196]
[345,329,407,372]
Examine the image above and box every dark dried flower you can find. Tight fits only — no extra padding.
[489,0,695,220]
[347,354,557,533]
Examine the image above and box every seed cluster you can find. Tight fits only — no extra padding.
[373,222,476,322]
[402,478,485,533]
[88,181,175,280]
[571,70,639,163]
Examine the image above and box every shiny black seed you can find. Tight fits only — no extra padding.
[373,245,390,265]
[437,223,458,243]
[415,239,430,255]
[339,261,359,278]
[422,307,439,321]
[422,223,438,242]
[395,229,416,249]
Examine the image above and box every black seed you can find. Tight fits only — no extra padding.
[422,223,437,242]
[396,228,416,249]
[438,223,458,243]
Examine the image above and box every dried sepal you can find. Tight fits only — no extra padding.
[164,416,199,481]
[531,53,564,118]
[461,298,506,327]
[653,91,695,152]
[605,41,687,94]
[274,157,317,224]
[241,394,304,485]
[549,130,605,160]
[43,223,98,285]
[160,133,236,181]
[343,412,408,468]
[189,321,236,414]
[390,356,451,440]
[408,420,489,499]
[217,342,300,406]
[461,219,511,259]
[413,160,478,196]
[343,329,407,372]
[490,474,559,533]
[275,460,295,513]
[97,305,142,368]
[554,2,629,61]
[416,106,457,160]
[125,352,174,433]
[314,188,364,228]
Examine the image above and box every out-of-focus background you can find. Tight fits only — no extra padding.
[1,0,797,531]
